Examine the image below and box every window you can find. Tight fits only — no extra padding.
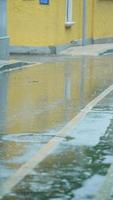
[39,0,49,5]
[65,0,75,27]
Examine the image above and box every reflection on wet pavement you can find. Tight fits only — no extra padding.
[0,55,113,199]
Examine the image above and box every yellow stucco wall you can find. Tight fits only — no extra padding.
[85,0,113,40]
[7,0,82,46]
[93,0,113,38]
[7,0,113,47]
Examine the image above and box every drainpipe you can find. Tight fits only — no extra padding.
[91,0,95,44]
[0,0,9,60]
[82,0,87,46]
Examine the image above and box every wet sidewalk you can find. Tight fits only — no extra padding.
[60,43,113,56]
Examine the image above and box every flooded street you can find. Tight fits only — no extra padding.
[0,55,113,199]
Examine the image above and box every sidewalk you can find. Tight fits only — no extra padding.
[60,43,113,56]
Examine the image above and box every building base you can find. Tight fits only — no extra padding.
[9,36,113,55]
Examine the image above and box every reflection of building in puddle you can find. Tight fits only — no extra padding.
[84,57,113,102]
[6,64,65,133]
[4,61,113,134]
[6,63,80,134]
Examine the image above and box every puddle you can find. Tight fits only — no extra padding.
[1,56,113,199]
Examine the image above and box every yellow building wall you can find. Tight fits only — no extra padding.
[7,0,113,47]
[83,0,113,40]
[81,0,113,40]
[92,0,113,38]
[7,0,82,46]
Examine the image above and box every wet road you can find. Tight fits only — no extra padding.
[0,55,113,199]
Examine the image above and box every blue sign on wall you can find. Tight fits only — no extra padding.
[39,0,49,5]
